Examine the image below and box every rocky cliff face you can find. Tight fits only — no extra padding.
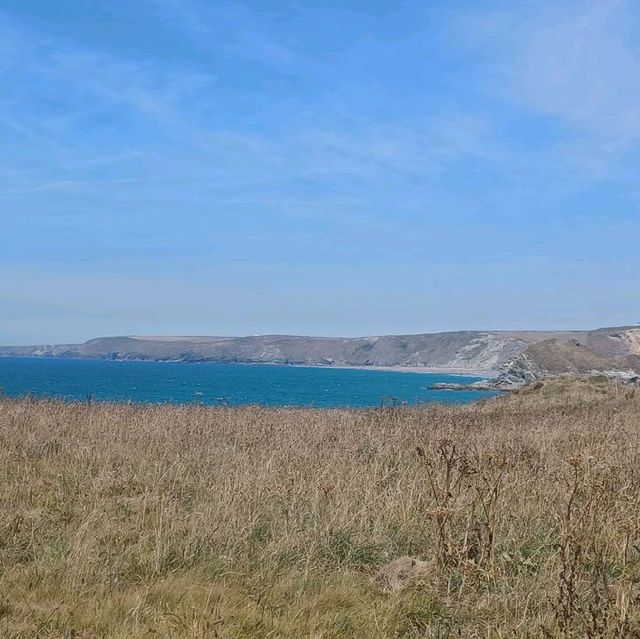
[0,331,548,371]
[2,327,639,380]
[487,328,640,388]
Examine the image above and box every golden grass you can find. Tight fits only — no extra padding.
[1,378,640,637]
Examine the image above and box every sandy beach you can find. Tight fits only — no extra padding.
[299,363,499,378]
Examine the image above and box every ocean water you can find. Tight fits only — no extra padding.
[0,357,498,408]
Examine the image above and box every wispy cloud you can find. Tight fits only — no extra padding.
[2,0,640,341]
[456,0,640,178]
[0,13,216,145]
[0,6,503,211]
[150,0,303,70]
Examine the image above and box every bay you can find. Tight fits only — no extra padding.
[0,357,498,408]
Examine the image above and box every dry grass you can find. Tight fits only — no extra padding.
[1,378,640,638]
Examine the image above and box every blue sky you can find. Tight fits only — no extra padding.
[1,0,639,343]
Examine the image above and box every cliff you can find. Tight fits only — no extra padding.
[2,327,639,382]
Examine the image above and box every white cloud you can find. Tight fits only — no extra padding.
[457,0,640,177]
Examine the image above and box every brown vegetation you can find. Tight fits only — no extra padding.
[521,338,640,375]
[1,379,640,637]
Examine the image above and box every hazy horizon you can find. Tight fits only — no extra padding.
[2,0,639,344]
[5,323,640,348]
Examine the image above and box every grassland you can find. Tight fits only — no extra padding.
[1,379,640,638]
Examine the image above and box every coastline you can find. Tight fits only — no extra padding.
[295,363,499,378]
[0,354,499,378]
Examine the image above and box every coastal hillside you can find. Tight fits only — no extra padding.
[501,328,640,382]
[1,327,639,377]
[0,327,638,375]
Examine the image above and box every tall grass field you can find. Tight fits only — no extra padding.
[1,379,640,637]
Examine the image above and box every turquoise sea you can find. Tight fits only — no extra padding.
[0,357,498,408]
